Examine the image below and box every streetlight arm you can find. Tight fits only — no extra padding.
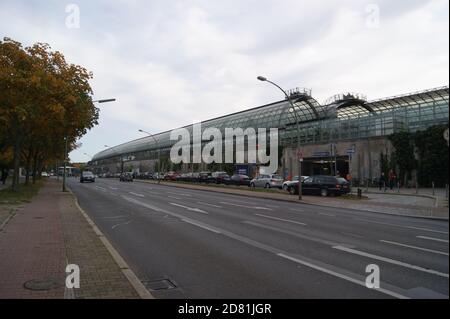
[265,80,290,100]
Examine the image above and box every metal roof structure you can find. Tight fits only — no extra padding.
[92,86,449,162]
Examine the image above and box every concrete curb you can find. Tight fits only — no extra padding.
[0,209,16,231]
[135,180,449,221]
[67,186,154,299]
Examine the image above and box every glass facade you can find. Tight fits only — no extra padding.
[91,86,449,166]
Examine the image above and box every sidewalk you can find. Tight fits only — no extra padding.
[0,179,140,298]
[137,180,449,219]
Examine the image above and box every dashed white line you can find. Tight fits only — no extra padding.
[220,202,273,210]
[129,192,144,197]
[170,203,208,214]
[333,245,449,278]
[277,253,409,299]
[355,218,449,234]
[168,192,191,197]
[95,186,107,191]
[112,220,132,229]
[380,240,449,256]
[167,196,182,200]
[416,236,449,243]
[181,219,221,233]
[197,202,222,208]
[319,212,336,217]
[254,213,307,226]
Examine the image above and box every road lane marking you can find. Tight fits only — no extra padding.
[355,218,449,234]
[109,187,118,190]
[112,220,132,229]
[220,202,273,211]
[118,195,412,298]
[319,212,336,217]
[181,219,221,233]
[289,208,304,213]
[243,221,338,246]
[254,214,307,226]
[342,232,364,239]
[95,186,107,191]
[416,236,449,243]
[197,202,222,208]
[129,192,145,197]
[277,253,409,299]
[333,245,449,278]
[101,215,129,219]
[380,240,449,256]
[168,196,182,200]
[169,203,208,214]
[167,192,192,197]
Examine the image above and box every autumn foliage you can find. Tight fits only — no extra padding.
[0,37,99,190]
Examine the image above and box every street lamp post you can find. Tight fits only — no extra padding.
[139,129,161,184]
[62,98,116,192]
[257,76,302,200]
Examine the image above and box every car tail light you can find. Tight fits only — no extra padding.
[336,184,341,188]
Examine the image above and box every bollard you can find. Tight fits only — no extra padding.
[432,181,435,196]
[446,184,449,200]
[397,181,400,193]
[357,188,362,199]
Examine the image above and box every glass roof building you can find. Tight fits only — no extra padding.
[91,86,448,168]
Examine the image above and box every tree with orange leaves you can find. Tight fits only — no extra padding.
[0,37,99,190]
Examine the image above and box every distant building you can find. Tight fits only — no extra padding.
[89,86,449,183]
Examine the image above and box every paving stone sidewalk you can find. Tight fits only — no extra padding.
[0,179,139,298]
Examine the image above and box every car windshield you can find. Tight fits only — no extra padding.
[272,175,282,179]
[83,172,94,176]
[337,178,348,183]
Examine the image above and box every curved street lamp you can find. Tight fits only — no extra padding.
[257,76,302,200]
[62,98,116,192]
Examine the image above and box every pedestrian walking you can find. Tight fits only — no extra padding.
[1,168,8,185]
[388,169,396,190]
[379,172,386,191]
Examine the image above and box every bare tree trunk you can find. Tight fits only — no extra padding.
[12,137,21,191]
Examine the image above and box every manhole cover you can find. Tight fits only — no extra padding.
[142,279,177,291]
[23,278,62,291]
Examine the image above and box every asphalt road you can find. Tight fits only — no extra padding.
[67,177,449,299]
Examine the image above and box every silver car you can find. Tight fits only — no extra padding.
[250,174,284,189]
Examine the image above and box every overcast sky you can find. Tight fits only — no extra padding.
[1,0,448,162]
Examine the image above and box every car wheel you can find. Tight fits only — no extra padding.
[320,188,328,197]
[289,187,296,195]
[250,183,255,188]
[282,184,288,191]
[265,183,270,189]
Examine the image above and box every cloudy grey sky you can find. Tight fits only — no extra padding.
[1,0,448,162]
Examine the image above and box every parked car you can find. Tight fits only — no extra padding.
[250,174,284,189]
[164,171,179,181]
[41,172,49,177]
[80,171,95,183]
[230,174,251,186]
[211,171,231,184]
[282,176,309,191]
[287,175,351,196]
[119,172,133,182]
[197,171,212,183]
